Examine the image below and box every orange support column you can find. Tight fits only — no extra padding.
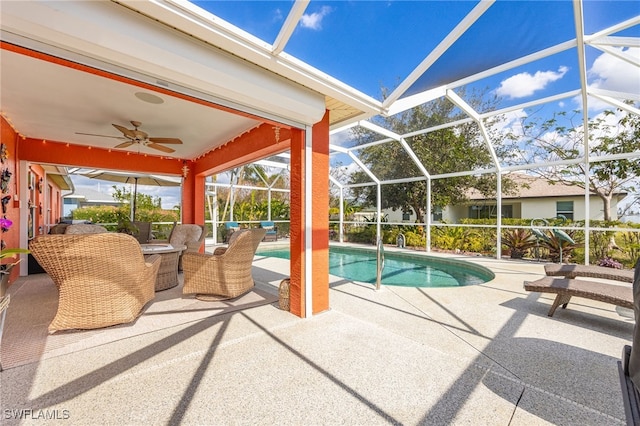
[181,161,205,226]
[289,112,330,317]
[289,129,305,317]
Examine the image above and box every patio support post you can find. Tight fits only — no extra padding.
[289,112,330,317]
[181,164,205,239]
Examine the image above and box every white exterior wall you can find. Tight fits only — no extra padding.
[440,196,618,223]
[372,195,621,224]
[384,209,416,223]
[520,196,617,221]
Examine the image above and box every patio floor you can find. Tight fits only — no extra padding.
[0,243,632,425]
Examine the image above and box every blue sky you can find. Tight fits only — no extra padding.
[194,1,639,105]
[72,1,639,207]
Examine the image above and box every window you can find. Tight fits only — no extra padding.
[468,205,512,219]
[402,212,411,221]
[556,201,574,220]
[432,207,443,222]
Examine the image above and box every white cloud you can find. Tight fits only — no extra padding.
[496,66,568,99]
[579,47,640,111]
[300,6,332,30]
[493,108,528,137]
[272,8,284,24]
[589,47,640,93]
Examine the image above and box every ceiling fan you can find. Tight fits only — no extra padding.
[76,121,182,153]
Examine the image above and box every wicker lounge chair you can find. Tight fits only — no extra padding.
[183,228,266,301]
[29,233,161,333]
[524,263,634,317]
[544,263,634,282]
[260,221,277,242]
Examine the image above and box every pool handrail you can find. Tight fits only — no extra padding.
[376,238,385,290]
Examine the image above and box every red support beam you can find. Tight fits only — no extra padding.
[18,138,183,175]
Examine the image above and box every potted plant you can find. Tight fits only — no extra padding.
[0,218,29,297]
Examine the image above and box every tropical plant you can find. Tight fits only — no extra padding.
[432,225,468,251]
[541,229,583,263]
[620,230,640,267]
[502,228,537,259]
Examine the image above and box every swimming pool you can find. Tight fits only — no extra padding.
[255,246,494,287]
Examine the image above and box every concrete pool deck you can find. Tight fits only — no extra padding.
[0,242,633,425]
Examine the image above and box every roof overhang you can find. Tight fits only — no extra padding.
[1,0,328,128]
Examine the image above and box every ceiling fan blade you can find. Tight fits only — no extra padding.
[112,124,136,139]
[75,132,126,140]
[114,141,135,149]
[147,143,175,153]
[149,137,183,145]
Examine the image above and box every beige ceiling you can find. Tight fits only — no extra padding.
[1,48,263,161]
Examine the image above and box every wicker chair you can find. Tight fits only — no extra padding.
[29,233,161,333]
[156,223,206,270]
[133,221,152,244]
[183,228,266,301]
[213,228,263,256]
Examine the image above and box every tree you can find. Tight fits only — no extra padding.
[111,186,162,210]
[218,164,290,222]
[348,90,517,220]
[506,104,640,221]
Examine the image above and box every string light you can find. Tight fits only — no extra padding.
[273,126,280,143]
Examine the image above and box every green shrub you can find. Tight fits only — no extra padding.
[404,231,425,248]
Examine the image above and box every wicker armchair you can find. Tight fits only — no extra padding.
[29,233,161,333]
[183,228,266,301]
[213,228,263,256]
[155,223,206,270]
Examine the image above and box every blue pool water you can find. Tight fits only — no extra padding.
[255,246,493,287]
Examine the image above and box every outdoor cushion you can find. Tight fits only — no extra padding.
[64,224,108,234]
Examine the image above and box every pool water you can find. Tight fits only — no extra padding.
[255,246,493,288]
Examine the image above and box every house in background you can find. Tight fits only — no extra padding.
[446,175,627,222]
[364,175,628,224]
[62,187,121,219]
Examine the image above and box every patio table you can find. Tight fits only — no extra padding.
[140,243,186,291]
